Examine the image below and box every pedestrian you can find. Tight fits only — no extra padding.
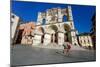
[66,43,71,54]
[63,42,71,55]
[62,43,67,55]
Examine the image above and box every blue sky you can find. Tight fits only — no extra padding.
[11,1,96,33]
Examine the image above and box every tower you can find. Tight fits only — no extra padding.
[67,6,79,45]
[58,8,63,22]
[37,12,46,25]
[67,6,75,29]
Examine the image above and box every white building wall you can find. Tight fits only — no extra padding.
[79,35,93,47]
[11,13,19,39]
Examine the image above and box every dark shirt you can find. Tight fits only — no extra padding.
[63,44,67,49]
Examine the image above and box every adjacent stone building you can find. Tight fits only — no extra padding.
[77,33,93,48]
[18,22,35,45]
[11,13,20,45]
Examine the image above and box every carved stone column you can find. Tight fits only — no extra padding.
[53,34,55,43]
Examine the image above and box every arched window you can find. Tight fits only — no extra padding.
[42,19,46,25]
[63,15,68,22]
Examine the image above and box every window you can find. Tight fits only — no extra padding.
[88,39,90,44]
[84,40,86,44]
[42,19,46,25]
[63,15,68,22]
[80,40,82,43]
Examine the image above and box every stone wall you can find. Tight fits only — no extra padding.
[78,35,93,47]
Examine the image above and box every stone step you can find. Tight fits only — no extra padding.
[70,45,86,50]
[32,43,86,50]
[32,43,63,49]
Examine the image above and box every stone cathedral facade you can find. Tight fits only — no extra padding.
[32,6,79,46]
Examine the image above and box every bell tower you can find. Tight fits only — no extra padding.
[67,6,79,45]
[67,6,75,29]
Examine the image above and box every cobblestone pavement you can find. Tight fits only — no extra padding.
[11,45,96,66]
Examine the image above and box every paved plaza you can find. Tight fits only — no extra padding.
[11,45,96,66]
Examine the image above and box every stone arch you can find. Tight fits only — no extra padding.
[37,26,44,33]
[63,24,71,42]
[42,18,46,25]
[62,15,68,22]
[37,26,45,43]
[64,23,71,32]
[48,24,58,32]
[15,29,24,44]
[48,25,58,43]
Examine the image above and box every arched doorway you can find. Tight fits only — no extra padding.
[55,32,58,43]
[38,27,44,43]
[42,19,46,25]
[49,25,58,43]
[50,33,58,43]
[63,24,71,42]
[15,29,24,44]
